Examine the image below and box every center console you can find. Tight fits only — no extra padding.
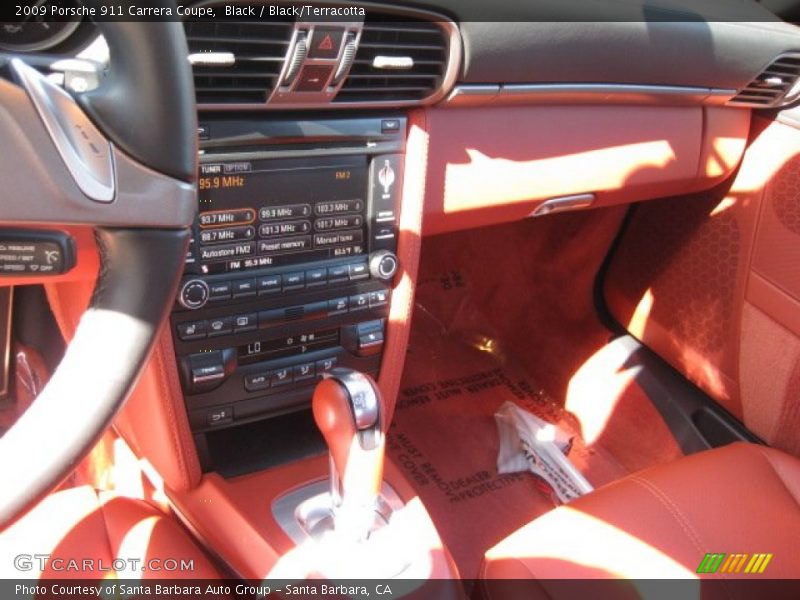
[169,115,406,470]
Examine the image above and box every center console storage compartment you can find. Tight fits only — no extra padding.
[203,409,326,477]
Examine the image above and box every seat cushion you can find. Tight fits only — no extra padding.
[482,443,800,580]
[0,485,222,579]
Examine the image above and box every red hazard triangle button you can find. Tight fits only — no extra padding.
[309,27,343,58]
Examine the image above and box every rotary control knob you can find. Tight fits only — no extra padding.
[369,250,399,282]
[179,279,209,310]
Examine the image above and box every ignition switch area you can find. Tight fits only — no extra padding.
[0,230,76,276]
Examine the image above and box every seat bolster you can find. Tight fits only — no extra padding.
[0,485,222,580]
[0,485,111,579]
[482,443,800,582]
[99,492,223,579]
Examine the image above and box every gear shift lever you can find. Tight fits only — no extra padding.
[312,369,385,540]
[275,369,452,580]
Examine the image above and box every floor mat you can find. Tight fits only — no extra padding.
[387,278,627,579]
[387,214,685,578]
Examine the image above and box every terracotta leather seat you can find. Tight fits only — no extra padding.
[0,485,222,579]
[481,443,800,583]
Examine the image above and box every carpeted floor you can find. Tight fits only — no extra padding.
[387,212,685,578]
[387,307,628,579]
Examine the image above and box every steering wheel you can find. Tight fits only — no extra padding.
[0,1,197,529]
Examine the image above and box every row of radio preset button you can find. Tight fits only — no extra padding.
[243,357,337,393]
[207,260,369,302]
[176,290,390,341]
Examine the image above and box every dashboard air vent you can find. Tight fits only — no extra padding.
[728,54,800,108]
[336,15,449,103]
[184,16,294,104]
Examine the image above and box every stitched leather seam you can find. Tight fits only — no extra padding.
[95,491,119,576]
[755,445,800,507]
[153,333,191,491]
[161,330,202,486]
[628,476,706,555]
[628,475,735,599]
[89,231,110,308]
[379,109,426,422]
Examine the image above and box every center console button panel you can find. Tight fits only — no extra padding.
[170,116,406,467]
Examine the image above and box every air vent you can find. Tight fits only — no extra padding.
[184,15,294,104]
[728,54,800,108]
[335,14,451,103]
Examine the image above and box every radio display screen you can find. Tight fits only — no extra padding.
[196,155,369,274]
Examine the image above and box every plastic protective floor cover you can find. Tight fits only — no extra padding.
[386,215,685,579]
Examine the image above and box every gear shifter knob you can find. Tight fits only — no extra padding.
[312,369,386,539]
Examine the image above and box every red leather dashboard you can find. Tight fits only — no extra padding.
[420,105,750,235]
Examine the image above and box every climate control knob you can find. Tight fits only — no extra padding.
[369,250,399,282]
[179,279,210,310]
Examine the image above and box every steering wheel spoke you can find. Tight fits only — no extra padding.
[1,59,194,229]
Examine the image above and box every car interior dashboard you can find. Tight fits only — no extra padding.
[4,0,800,588]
